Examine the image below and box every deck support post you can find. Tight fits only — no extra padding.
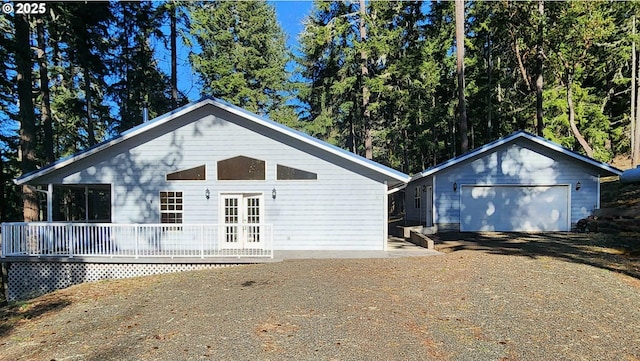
[47,184,53,222]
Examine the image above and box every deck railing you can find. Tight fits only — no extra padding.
[1,222,273,259]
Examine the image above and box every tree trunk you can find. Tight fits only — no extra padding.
[631,30,640,167]
[632,15,636,166]
[535,0,544,136]
[566,71,594,158]
[0,154,4,221]
[359,0,372,160]
[84,64,97,146]
[15,13,39,222]
[455,0,468,153]
[171,2,178,109]
[347,118,356,154]
[37,17,54,164]
[486,32,493,139]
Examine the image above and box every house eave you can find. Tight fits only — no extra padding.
[409,131,622,182]
[15,97,410,186]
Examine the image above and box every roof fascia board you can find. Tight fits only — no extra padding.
[518,132,622,176]
[16,97,410,185]
[412,131,621,181]
[15,100,210,185]
[209,99,410,183]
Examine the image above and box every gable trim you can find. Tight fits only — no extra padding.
[410,131,622,181]
[16,97,410,186]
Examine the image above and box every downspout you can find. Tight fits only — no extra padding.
[47,184,53,222]
[596,175,601,210]
[383,181,388,251]
[432,175,437,232]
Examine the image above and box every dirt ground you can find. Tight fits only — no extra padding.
[1,232,639,361]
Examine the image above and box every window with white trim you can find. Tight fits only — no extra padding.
[166,165,206,181]
[277,164,317,180]
[414,186,421,209]
[217,156,265,180]
[160,191,183,223]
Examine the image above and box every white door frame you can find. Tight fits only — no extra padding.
[219,192,265,249]
[421,185,433,227]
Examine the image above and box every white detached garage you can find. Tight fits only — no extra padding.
[405,131,622,233]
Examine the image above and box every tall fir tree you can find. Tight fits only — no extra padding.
[189,1,293,122]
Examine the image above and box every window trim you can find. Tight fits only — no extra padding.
[159,190,184,224]
[166,164,206,182]
[216,156,267,182]
[275,163,318,181]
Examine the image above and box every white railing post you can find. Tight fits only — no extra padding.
[67,223,74,258]
[1,223,275,259]
[135,226,139,259]
[200,225,204,259]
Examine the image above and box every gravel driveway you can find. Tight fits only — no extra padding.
[1,232,639,360]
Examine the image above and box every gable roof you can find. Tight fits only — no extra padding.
[15,97,410,186]
[410,130,622,181]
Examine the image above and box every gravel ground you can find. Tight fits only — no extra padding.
[1,233,639,361]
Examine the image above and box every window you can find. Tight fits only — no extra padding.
[53,184,111,222]
[277,164,317,180]
[414,186,421,209]
[166,165,206,181]
[217,156,265,180]
[160,191,183,223]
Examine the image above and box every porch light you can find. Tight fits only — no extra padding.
[272,187,277,199]
[453,182,458,192]
[575,182,581,191]
[205,188,210,199]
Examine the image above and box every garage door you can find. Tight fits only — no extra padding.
[460,185,569,232]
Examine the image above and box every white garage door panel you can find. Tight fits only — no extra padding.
[460,185,569,232]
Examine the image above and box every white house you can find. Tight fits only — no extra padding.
[406,131,622,233]
[7,97,409,255]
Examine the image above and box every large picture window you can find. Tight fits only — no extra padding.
[217,156,265,180]
[160,191,183,223]
[53,184,111,222]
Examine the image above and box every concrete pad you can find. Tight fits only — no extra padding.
[273,237,441,261]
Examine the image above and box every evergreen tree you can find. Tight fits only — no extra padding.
[110,1,176,133]
[189,1,293,120]
[0,14,21,222]
[14,11,38,221]
[48,2,114,154]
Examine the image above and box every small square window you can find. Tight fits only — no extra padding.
[160,191,183,224]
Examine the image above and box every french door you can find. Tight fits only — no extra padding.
[220,193,264,249]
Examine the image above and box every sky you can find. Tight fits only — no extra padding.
[169,1,314,101]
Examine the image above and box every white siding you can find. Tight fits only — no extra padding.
[409,138,602,231]
[405,177,433,225]
[33,109,387,250]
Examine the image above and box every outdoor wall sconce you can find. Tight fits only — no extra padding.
[575,182,581,191]
[453,182,458,191]
[272,188,277,199]
[205,188,210,200]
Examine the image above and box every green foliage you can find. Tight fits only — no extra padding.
[189,0,292,120]
[110,1,178,133]
[298,0,635,166]
[1,0,639,220]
